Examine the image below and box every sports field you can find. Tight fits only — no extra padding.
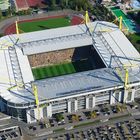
[110,7,140,33]
[110,7,128,20]
[32,59,93,80]
[18,17,71,32]
[5,15,83,35]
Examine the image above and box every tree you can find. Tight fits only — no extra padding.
[60,0,65,9]
[91,111,97,118]
[55,113,64,122]
[72,114,79,121]
[51,0,56,8]
[75,5,78,11]
[0,9,2,19]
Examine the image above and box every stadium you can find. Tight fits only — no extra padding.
[0,13,140,123]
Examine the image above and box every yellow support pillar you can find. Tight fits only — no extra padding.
[84,10,94,32]
[15,21,19,35]
[32,84,40,121]
[85,11,90,24]
[123,68,129,103]
[119,16,123,31]
[124,68,129,90]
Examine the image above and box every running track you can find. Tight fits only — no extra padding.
[4,15,83,35]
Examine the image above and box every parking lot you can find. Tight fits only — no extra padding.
[23,102,140,139]
[48,119,140,140]
[25,103,138,134]
[0,112,21,140]
[0,127,21,140]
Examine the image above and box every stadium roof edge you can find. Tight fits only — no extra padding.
[34,67,140,100]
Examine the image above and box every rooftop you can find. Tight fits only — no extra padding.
[35,68,123,100]
[0,21,140,104]
[13,21,140,68]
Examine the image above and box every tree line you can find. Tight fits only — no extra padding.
[44,0,115,22]
[44,0,92,11]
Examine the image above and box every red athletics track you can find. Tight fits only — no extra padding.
[4,15,83,35]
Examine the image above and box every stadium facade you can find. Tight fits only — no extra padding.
[0,21,140,123]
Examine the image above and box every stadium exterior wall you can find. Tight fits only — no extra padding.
[0,85,137,123]
[26,86,137,123]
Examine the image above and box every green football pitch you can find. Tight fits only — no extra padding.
[32,59,93,80]
[18,17,71,32]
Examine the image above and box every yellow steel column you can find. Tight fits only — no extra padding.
[124,68,129,102]
[85,11,88,24]
[124,68,129,90]
[85,11,90,24]
[84,10,93,32]
[15,21,19,35]
[119,16,123,31]
[32,84,40,121]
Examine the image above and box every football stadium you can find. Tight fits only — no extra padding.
[0,13,140,123]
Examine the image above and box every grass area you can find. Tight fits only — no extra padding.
[110,7,139,32]
[32,59,93,80]
[110,7,119,11]
[18,17,71,32]
[127,33,140,52]
[74,120,100,128]
[109,114,130,121]
[54,128,65,132]
[111,8,128,20]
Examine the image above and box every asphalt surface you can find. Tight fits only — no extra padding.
[35,115,134,140]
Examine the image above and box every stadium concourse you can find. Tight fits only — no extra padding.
[0,20,140,123]
[14,0,45,11]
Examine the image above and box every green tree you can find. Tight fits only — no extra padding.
[60,0,65,9]
[0,9,2,19]
[51,0,56,8]
[55,113,64,122]
[75,5,78,11]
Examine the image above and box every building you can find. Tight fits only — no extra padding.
[0,0,10,11]
[14,0,45,12]
[0,21,140,123]
[130,0,140,10]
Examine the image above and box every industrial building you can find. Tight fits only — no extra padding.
[0,21,140,123]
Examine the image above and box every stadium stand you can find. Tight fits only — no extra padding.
[28,46,93,67]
